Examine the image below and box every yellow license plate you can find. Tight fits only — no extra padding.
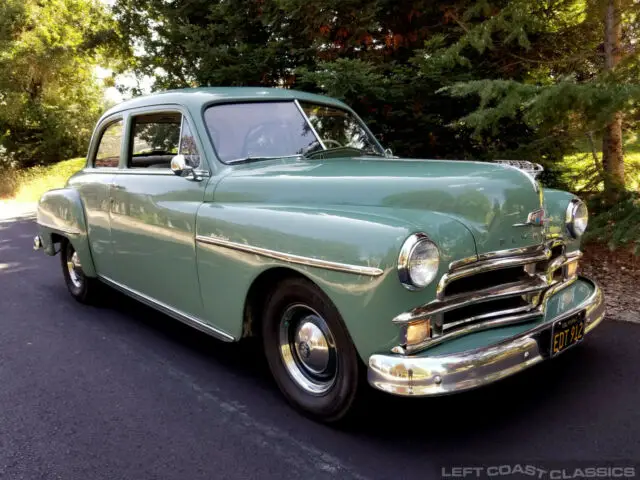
[551,313,585,357]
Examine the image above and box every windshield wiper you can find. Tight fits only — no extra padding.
[225,154,303,165]
[302,146,385,159]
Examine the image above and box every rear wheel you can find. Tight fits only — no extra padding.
[60,239,99,304]
[262,277,363,423]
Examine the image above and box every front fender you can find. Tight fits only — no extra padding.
[543,188,581,252]
[36,188,96,277]
[195,203,476,360]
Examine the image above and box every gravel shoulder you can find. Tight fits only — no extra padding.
[581,243,640,323]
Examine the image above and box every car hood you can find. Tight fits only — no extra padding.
[215,157,546,256]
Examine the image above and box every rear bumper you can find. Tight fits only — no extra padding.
[368,277,605,396]
[33,235,42,250]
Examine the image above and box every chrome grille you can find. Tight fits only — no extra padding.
[393,240,582,354]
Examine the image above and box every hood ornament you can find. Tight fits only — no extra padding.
[514,208,546,227]
[494,160,544,180]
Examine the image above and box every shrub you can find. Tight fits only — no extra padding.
[585,192,640,255]
[1,158,85,202]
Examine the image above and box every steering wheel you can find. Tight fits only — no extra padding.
[242,122,290,157]
[321,139,343,148]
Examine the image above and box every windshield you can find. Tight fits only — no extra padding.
[298,102,383,156]
[203,101,384,163]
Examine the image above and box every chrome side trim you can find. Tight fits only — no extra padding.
[98,275,236,342]
[117,169,174,176]
[82,167,117,174]
[368,277,605,397]
[36,221,82,236]
[83,167,210,177]
[195,235,384,277]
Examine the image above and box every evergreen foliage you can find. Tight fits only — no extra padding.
[111,1,638,186]
[586,191,640,254]
[417,0,640,193]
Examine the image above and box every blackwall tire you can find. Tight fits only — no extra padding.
[262,277,363,423]
[60,238,99,304]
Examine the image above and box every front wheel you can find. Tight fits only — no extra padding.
[60,239,99,304]
[262,277,363,423]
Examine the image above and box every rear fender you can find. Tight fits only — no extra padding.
[36,188,97,277]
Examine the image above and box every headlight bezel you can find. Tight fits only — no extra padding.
[565,199,589,238]
[398,233,440,291]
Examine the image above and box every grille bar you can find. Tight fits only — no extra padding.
[436,250,552,300]
[442,298,535,331]
[394,241,582,354]
[393,277,548,323]
[403,310,544,353]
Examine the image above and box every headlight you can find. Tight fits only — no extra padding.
[566,199,588,238]
[398,233,440,290]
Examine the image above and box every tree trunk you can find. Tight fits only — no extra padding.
[602,0,625,197]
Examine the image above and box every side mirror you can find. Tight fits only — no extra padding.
[170,154,194,178]
[384,148,396,158]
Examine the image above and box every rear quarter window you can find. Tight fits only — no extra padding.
[94,120,123,168]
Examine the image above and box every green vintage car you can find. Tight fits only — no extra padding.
[34,88,604,422]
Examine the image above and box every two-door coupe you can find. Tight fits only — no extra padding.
[34,88,604,422]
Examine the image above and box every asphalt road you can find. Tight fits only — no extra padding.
[1,214,639,480]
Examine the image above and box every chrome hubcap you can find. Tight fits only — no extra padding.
[279,304,337,394]
[294,321,330,374]
[67,250,83,289]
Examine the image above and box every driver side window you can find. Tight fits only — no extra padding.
[128,112,202,170]
[129,112,181,169]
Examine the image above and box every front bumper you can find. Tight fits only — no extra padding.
[368,276,605,396]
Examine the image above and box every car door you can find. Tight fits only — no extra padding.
[76,116,123,278]
[108,108,209,319]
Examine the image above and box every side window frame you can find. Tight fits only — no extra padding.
[123,105,210,175]
[127,110,182,170]
[178,116,202,169]
[88,115,125,169]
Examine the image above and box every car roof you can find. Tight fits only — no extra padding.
[102,87,350,118]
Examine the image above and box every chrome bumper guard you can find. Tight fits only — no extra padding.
[368,277,605,397]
